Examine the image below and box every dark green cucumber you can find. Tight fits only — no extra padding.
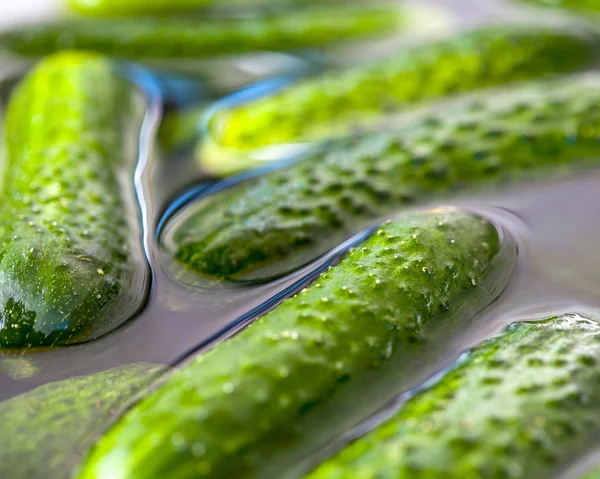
[205,24,599,151]
[0,52,149,348]
[78,209,515,479]
[68,0,341,17]
[0,363,163,479]
[172,73,600,279]
[0,7,400,60]
[306,313,600,479]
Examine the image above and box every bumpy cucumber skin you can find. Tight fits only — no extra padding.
[0,364,162,479]
[307,314,600,479]
[208,25,598,150]
[0,52,147,348]
[79,209,513,479]
[175,73,600,279]
[0,7,399,59]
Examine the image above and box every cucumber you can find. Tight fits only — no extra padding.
[0,363,163,479]
[0,7,400,60]
[306,313,600,479]
[159,107,206,151]
[172,73,600,279]
[77,208,515,479]
[583,467,600,478]
[0,52,149,348]
[518,0,600,12]
[205,25,599,152]
[68,0,341,17]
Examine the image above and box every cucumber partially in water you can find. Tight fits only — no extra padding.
[78,208,515,479]
[0,363,162,479]
[0,52,149,348]
[0,7,400,60]
[306,313,600,479]
[172,73,600,279]
[205,25,599,152]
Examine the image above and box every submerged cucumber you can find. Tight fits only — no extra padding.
[306,313,600,479]
[172,73,600,279]
[0,7,400,59]
[78,208,515,479]
[206,25,599,152]
[68,0,340,17]
[0,52,149,348]
[0,363,163,479]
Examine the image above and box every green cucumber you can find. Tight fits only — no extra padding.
[205,25,599,152]
[0,7,400,60]
[159,107,206,151]
[68,0,342,17]
[78,208,515,479]
[0,363,163,479]
[0,52,149,348]
[582,466,600,478]
[172,73,600,279]
[517,0,600,12]
[306,313,600,479]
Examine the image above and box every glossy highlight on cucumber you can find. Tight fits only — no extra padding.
[206,24,599,152]
[173,73,600,280]
[0,363,163,479]
[307,313,600,479]
[0,52,149,348]
[78,208,515,479]
[0,6,401,60]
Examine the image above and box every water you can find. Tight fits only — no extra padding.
[2,0,600,477]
